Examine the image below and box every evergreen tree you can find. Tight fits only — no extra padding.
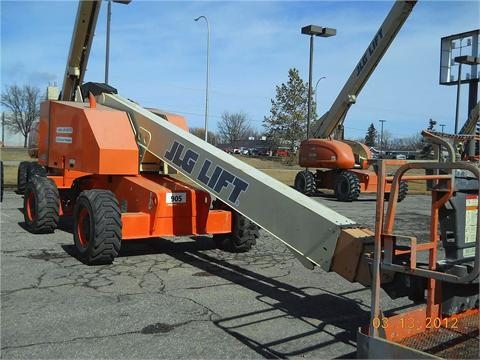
[263,68,314,149]
[364,123,377,146]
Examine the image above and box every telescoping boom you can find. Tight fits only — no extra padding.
[312,0,416,138]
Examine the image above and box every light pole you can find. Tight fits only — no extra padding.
[1,112,4,147]
[195,15,210,142]
[301,25,336,139]
[439,124,446,133]
[105,0,131,85]
[379,119,386,157]
[314,76,326,116]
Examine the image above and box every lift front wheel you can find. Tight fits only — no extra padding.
[73,190,122,265]
[212,200,259,252]
[385,180,409,202]
[23,176,60,233]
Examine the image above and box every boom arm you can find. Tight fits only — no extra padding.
[98,93,359,272]
[312,0,416,138]
[61,0,101,101]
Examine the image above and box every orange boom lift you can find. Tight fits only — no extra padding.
[19,1,257,264]
[294,1,415,202]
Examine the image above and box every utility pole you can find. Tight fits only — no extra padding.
[301,25,336,139]
[105,0,131,84]
[1,112,4,147]
[379,119,386,157]
[194,15,210,142]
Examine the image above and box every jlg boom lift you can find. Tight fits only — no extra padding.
[294,0,414,202]
[20,0,359,269]
[20,0,478,357]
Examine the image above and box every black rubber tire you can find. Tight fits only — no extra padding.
[334,171,360,202]
[73,189,122,265]
[294,170,316,196]
[385,180,408,203]
[0,161,4,202]
[28,162,47,179]
[24,176,60,233]
[17,161,31,194]
[212,200,259,253]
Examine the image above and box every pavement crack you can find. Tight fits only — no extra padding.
[165,292,221,321]
[0,330,139,351]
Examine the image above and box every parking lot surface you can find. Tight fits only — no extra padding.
[1,190,432,359]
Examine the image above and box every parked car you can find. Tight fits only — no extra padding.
[275,148,290,157]
[395,154,407,160]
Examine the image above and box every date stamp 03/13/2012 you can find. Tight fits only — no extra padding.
[371,316,459,330]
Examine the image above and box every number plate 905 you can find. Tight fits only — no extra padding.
[165,192,187,204]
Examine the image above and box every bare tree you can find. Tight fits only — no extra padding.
[378,129,392,150]
[244,128,263,140]
[189,127,217,144]
[217,111,251,144]
[1,84,41,147]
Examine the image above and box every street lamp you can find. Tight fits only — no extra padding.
[301,25,336,139]
[105,0,131,85]
[379,119,386,157]
[439,124,446,133]
[194,15,210,142]
[454,55,480,134]
[314,76,326,116]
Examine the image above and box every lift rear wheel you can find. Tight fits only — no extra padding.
[24,176,60,233]
[1,161,4,202]
[334,171,360,202]
[17,162,46,194]
[73,190,122,265]
[17,161,31,194]
[212,200,259,253]
[28,163,47,179]
[294,170,316,196]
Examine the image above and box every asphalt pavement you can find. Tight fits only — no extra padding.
[1,190,432,359]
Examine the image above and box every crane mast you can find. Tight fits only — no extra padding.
[311,0,416,139]
[61,0,101,101]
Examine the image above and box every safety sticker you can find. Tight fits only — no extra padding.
[465,195,478,244]
[55,136,72,144]
[56,127,73,134]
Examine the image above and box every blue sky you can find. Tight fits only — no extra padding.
[1,0,479,146]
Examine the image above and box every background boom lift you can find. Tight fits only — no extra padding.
[295,0,416,202]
